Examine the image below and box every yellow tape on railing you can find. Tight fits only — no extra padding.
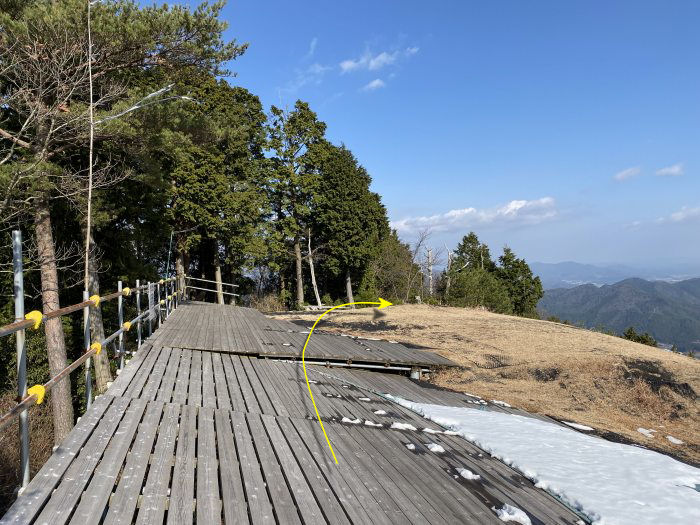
[159,300,165,305]
[89,294,101,307]
[159,279,164,285]
[25,311,43,330]
[122,287,131,297]
[27,384,45,404]
[91,342,102,355]
[122,321,132,331]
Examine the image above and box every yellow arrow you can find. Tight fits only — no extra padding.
[302,298,393,464]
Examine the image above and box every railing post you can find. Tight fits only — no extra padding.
[173,277,178,309]
[118,280,124,371]
[165,279,170,318]
[13,230,29,490]
[147,281,153,337]
[136,279,142,349]
[83,290,92,410]
[157,280,162,328]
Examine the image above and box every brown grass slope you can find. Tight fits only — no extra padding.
[275,304,700,464]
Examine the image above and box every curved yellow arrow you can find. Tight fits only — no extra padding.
[302,298,393,464]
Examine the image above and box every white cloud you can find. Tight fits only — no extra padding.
[303,37,318,60]
[657,206,700,223]
[279,62,330,94]
[656,163,684,177]
[340,46,418,73]
[361,78,385,91]
[390,197,557,234]
[613,166,641,181]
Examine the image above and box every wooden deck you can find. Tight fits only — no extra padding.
[1,302,585,524]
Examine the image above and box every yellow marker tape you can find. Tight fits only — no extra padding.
[122,321,132,331]
[25,310,43,330]
[89,294,101,307]
[122,287,131,296]
[91,342,102,355]
[27,384,46,404]
[167,295,173,300]
[160,299,165,305]
[301,297,392,465]
[159,279,164,285]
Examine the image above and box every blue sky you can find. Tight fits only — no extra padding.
[193,1,698,266]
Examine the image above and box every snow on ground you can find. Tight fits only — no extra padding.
[456,467,481,481]
[637,427,657,438]
[385,395,700,525]
[341,417,361,424]
[563,421,594,431]
[364,420,383,427]
[426,443,445,453]
[491,400,512,408]
[405,443,416,450]
[391,422,417,431]
[358,397,371,401]
[492,503,532,524]
[373,409,387,415]
[667,435,684,445]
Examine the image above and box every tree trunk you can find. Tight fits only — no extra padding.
[294,236,304,307]
[307,230,322,307]
[80,224,112,393]
[33,194,74,444]
[214,251,224,305]
[345,270,355,306]
[175,250,185,300]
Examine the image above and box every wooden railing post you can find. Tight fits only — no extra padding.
[118,280,124,371]
[13,230,29,490]
[83,290,92,409]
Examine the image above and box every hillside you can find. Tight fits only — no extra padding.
[538,277,700,353]
[531,261,641,289]
[273,304,700,464]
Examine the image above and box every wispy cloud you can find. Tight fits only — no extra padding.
[390,197,557,234]
[279,62,331,95]
[657,205,700,223]
[303,37,318,60]
[340,47,418,73]
[613,166,641,181]
[656,163,684,177]
[361,78,385,92]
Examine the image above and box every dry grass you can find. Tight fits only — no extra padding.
[274,304,700,464]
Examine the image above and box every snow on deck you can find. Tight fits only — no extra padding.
[386,395,700,525]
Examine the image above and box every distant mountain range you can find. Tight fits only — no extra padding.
[531,261,700,290]
[538,278,700,353]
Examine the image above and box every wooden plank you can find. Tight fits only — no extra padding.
[69,398,148,524]
[240,357,274,414]
[211,352,231,410]
[231,356,260,413]
[137,403,181,525]
[172,348,192,404]
[214,409,249,525]
[189,349,203,406]
[196,406,221,524]
[0,396,113,524]
[230,411,275,524]
[140,345,171,400]
[201,351,216,408]
[103,402,165,525]
[167,404,197,524]
[35,396,131,524]
[221,354,246,411]
[156,347,182,403]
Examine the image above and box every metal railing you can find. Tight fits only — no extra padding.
[184,275,239,304]
[0,230,182,489]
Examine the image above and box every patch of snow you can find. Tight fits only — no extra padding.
[563,421,594,431]
[456,468,481,481]
[341,417,361,424]
[282,343,292,346]
[390,422,417,431]
[666,435,684,445]
[444,430,459,435]
[637,427,656,438]
[358,397,371,401]
[422,428,442,434]
[491,503,532,524]
[405,443,415,450]
[426,443,445,453]
[491,400,511,408]
[342,385,349,389]
[373,409,387,415]
[364,420,383,427]
[464,393,482,399]
[384,394,700,525]
[308,380,318,384]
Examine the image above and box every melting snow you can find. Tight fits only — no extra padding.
[364,420,383,427]
[666,435,684,445]
[491,400,511,408]
[385,395,700,525]
[491,503,532,524]
[358,397,371,401]
[426,443,445,453]
[456,468,481,481]
[637,427,656,438]
[422,428,442,434]
[563,421,594,431]
[405,443,416,450]
[391,422,417,431]
[373,409,387,415]
[341,417,361,424]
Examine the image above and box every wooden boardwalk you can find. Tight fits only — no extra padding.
[1,303,585,524]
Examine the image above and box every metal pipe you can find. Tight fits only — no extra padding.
[184,285,240,297]
[156,281,162,327]
[13,230,29,489]
[83,290,92,410]
[147,281,152,337]
[118,281,124,370]
[185,275,239,287]
[136,279,141,349]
